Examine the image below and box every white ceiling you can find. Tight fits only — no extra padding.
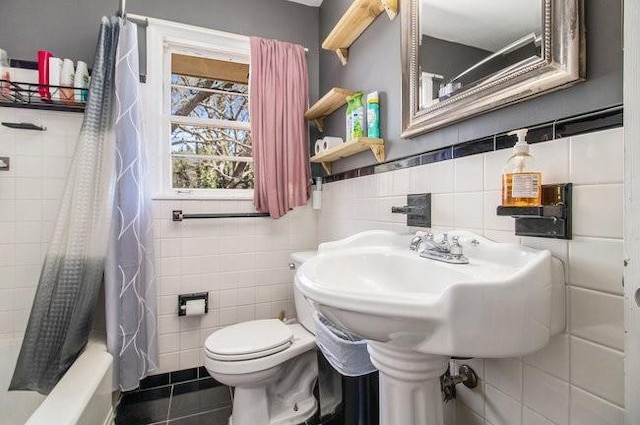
[420,0,541,52]
[285,0,324,6]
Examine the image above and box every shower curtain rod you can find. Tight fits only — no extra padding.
[117,1,149,27]
[117,0,126,17]
[116,2,309,52]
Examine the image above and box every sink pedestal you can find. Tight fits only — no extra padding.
[368,342,450,425]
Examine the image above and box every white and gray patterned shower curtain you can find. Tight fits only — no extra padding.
[10,17,120,395]
[10,17,156,395]
[105,20,158,391]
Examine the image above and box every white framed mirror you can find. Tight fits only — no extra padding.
[401,0,586,138]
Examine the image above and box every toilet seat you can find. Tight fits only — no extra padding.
[208,341,291,361]
[205,319,294,361]
[205,323,316,376]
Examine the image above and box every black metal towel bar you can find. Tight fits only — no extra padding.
[172,210,270,222]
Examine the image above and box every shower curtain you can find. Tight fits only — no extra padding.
[10,17,120,394]
[105,20,157,391]
[10,17,156,394]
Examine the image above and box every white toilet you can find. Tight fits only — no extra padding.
[204,251,319,425]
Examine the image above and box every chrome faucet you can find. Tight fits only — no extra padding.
[424,233,451,253]
[410,232,469,264]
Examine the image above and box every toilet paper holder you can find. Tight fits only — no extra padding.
[178,292,209,317]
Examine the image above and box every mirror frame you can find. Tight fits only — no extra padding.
[401,0,586,138]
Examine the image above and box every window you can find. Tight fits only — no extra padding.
[145,19,253,199]
[169,54,253,190]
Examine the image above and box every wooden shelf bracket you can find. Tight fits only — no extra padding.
[322,0,398,66]
[370,143,385,163]
[304,87,356,131]
[335,49,349,66]
[381,0,398,19]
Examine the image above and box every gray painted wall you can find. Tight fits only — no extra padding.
[319,0,623,173]
[0,0,320,101]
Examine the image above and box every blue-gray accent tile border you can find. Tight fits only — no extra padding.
[139,373,170,390]
[453,137,494,158]
[140,366,217,391]
[171,368,199,384]
[323,105,623,184]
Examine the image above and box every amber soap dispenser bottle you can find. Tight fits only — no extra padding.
[501,129,542,207]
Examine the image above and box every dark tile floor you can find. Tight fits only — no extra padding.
[115,376,232,425]
[115,373,343,425]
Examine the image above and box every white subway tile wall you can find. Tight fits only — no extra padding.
[0,107,81,341]
[152,200,317,372]
[0,107,318,375]
[0,106,624,424]
[317,127,625,425]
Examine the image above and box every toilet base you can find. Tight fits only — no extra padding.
[228,397,316,425]
[228,351,318,425]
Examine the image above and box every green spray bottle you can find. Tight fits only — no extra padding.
[346,94,354,141]
[350,92,365,140]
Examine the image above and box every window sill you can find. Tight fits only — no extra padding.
[153,190,254,201]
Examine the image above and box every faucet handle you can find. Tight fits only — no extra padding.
[450,236,463,256]
[426,232,434,241]
[410,235,423,251]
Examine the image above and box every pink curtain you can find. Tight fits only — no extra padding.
[250,37,310,219]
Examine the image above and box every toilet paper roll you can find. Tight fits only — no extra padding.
[323,136,343,151]
[314,139,324,155]
[184,299,206,316]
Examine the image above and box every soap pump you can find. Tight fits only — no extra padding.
[501,128,542,207]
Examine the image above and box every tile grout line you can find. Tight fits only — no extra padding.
[165,405,233,424]
[567,282,624,298]
[569,334,625,355]
[520,355,525,424]
[165,384,174,424]
[567,240,574,425]
[569,383,626,410]
[137,374,213,393]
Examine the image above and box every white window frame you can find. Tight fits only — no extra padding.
[142,15,252,200]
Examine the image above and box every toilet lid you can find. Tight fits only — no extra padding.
[205,319,294,360]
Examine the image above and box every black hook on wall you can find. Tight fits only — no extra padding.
[1,122,46,131]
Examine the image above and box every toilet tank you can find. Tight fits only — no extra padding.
[291,251,317,335]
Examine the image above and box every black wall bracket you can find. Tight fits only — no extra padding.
[391,193,431,227]
[497,183,572,240]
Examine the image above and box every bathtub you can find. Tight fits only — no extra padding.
[0,336,114,425]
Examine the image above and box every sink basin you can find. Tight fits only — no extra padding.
[295,230,565,358]
[296,230,565,425]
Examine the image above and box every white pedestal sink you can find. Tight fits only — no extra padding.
[295,230,565,425]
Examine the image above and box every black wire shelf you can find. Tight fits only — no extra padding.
[0,79,87,113]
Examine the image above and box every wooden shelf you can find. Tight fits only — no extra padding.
[304,87,356,132]
[306,87,386,173]
[322,0,398,66]
[310,137,385,174]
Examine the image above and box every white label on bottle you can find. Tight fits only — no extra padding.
[511,174,539,198]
